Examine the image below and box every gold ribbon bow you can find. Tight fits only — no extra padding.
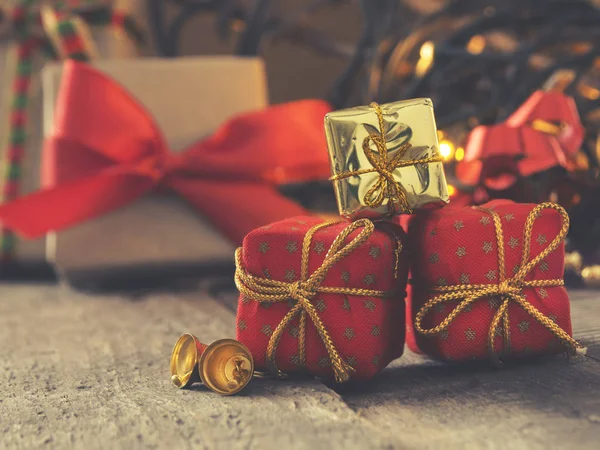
[415,202,580,364]
[330,102,444,216]
[235,219,391,383]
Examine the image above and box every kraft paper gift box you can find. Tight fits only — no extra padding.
[41,56,268,288]
[0,1,139,275]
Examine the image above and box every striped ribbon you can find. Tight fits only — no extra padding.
[0,1,143,262]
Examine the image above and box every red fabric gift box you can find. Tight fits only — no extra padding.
[407,200,579,363]
[235,216,408,381]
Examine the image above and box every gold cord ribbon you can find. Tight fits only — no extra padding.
[415,202,580,364]
[329,102,444,216]
[235,219,390,383]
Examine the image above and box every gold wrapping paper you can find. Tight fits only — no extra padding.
[325,99,449,219]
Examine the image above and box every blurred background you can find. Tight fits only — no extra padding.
[141,0,364,103]
[0,0,599,288]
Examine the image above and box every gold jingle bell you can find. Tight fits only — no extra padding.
[170,334,254,395]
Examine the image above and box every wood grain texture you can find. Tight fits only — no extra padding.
[334,289,600,450]
[0,285,398,450]
[568,290,600,358]
[0,285,598,449]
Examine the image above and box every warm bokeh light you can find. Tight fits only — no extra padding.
[416,41,435,76]
[565,251,583,270]
[420,41,435,60]
[582,266,600,281]
[467,35,486,54]
[578,83,600,101]
[455,147,465,161]
[439,140,454,159]
[572,42,592,54]
[447,184,456,196]
[575,152,589,170]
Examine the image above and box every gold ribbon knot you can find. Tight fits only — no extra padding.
[330,102,444,216]
[415,202,580,364]
[235,219,391,383]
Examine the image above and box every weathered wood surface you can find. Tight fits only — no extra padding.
[0,284,599,450]
[337,290,600,450]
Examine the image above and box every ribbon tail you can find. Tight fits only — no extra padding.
[502,308,511,357]
[514,294,579,355]
[300,298,354,383]
[266,303,303,377]
[0,169,156,239]
[169,178,308,245]
[487,297,511,366]
[298,311,307,368]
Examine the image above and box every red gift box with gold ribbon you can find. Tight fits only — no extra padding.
[234,216,408,382]
[407,200,579,363]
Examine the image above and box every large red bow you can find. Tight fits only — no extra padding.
[0,62,332,244]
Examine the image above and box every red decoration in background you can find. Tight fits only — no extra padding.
[457,91,585,191]
[407,200,574,362]
[236,216,408,381]
[505,90,585,158]
[0,62,332,245]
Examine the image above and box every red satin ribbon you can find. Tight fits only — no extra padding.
[0,61,332,244]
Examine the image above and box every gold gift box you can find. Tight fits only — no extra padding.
[325,99,449,219]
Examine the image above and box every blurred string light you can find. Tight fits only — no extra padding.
[466,35,486,54]
[578,83,600,101]
[447,184,456,196]
[439,139,454,159]
[416,41,435,77]
[454,147,465,161]
[575,152,589,170]
[582,265,600,287]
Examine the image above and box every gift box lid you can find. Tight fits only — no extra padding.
[41,56,268,289]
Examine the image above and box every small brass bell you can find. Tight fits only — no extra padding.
[170,334,254,395]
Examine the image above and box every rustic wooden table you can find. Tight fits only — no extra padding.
[1,284,598,449]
